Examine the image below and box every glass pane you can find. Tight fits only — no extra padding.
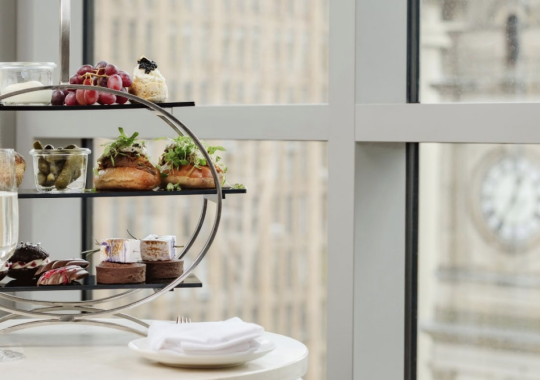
[91,139,328,380]
[419,143,540,379]
[421,1,540,103]
[92,0,329,104]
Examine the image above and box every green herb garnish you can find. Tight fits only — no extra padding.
[232,183,246,190]
[166,183,182,191]
[100,127,146,166]
[159,136,226,172]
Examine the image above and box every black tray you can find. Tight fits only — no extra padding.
[0,273,201,292]
[18,187,246,199]
[0,101,195,111]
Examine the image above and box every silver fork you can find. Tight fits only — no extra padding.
[176,316,192,324]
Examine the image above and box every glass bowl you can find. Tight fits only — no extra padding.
[0,62,56,105]
[29,148,91,193]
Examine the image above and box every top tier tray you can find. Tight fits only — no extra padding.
[0,101,195,111]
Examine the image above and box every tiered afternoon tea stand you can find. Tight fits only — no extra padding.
[0,0,245,336]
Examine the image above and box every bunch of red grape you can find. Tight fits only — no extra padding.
[51,61,133,106]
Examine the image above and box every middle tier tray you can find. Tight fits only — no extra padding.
[18,187,246,199]
[0,273,202,292]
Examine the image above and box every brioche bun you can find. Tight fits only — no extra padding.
[95,167,160,191]
[14,152,26,187]
[162,164,223,189]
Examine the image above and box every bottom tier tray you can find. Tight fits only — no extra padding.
[0,273,201,292]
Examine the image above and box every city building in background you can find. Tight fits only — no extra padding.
[420,1,540,379]
[96,0,328,105]
[94,1,329,380]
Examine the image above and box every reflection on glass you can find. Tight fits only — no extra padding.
[419,143,540,379]
[93,0,328,104]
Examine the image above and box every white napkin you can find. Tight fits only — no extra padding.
[148,317,264,355]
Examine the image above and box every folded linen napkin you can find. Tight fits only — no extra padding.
[148,317,264,355]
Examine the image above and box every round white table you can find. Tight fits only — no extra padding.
[0,319,308,380]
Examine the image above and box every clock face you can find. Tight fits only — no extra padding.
[479,155,540,247]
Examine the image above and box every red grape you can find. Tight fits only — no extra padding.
[96,68,106,75]
[107,74,122,91]
[118,71,133,87]
[51,90,66,106]
[98,77,108,87]
[69,74,81,85]
[77,65,94,76]
[85,89,98,105]
[65,92,79,106]
[94,61,108,69]
[76,89,87,105]
[98,92,116,105]
[105,64,119,76]
[116,88,128,104]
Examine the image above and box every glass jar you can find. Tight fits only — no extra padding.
[29,148,91,193]
[0,62,56,105]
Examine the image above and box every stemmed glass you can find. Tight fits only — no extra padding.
[0,149,23,362]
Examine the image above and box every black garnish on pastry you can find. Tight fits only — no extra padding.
[137,57,158,74]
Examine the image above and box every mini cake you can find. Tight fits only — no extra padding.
[96,238,145,284]
[37,265,89,286]
[8,242,50,280]
[128,56,168,103]
[141,234,183,281]
[96,262,146,284]
[0,262,9,281]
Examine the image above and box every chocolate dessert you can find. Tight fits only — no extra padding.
[144,260,184,281]
[37,265,89,286]
[0,262,9,281]
[35,259,89,277]
[8,242,50,280]
[96,262,146,284]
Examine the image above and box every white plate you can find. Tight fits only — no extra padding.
[128,337,276,368]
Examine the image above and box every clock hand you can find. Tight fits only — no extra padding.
[500,172,524,230]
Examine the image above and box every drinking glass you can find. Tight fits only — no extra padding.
[0,149,23,362]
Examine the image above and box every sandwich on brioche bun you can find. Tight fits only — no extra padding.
[159,137,227,189]
[94,128,160,191]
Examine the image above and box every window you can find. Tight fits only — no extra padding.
[421,0,540,103]
[92,0,328,104]
[91,139,328,380]
[418,143,540,380]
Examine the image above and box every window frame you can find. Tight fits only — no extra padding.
[9,0,471,379]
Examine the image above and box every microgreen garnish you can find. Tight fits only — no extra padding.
[159,136,226,172]
[232,183,246,190]
[99,127,146,166]
[166,183,182,191]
